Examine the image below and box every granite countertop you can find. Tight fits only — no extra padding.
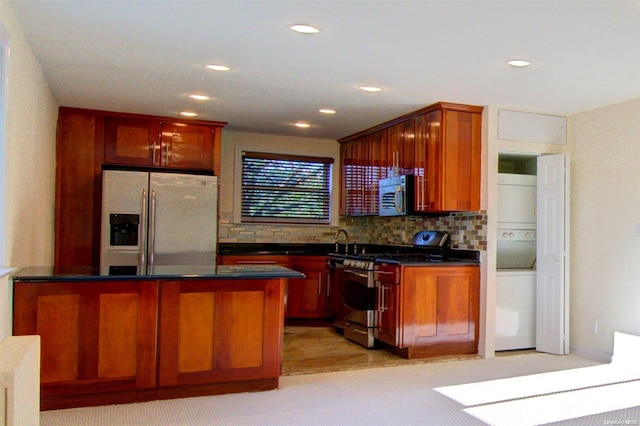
[12,264,305,282]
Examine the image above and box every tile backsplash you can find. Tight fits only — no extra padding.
[219,211,487,251]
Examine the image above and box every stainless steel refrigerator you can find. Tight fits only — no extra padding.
[100,169,218,275]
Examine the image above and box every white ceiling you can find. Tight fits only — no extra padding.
[8,0,640,140]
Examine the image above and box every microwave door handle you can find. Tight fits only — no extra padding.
[394,186,403,213]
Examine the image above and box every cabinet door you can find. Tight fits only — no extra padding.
[340,140,362,215]
[287,257,328,319]
[326,261,344,321]
[387,123,402,176]
[401,266,480,347]
[55,109,102,271]
[161,123,216,170]
[371,128,389,181]
[375,282,400,346]
[157,278,285,388]
[441,110,482,211]
[374,264,401,346]
[425,109,443,211]
[413,114,428,212]
[104,117,160,166]
[13,280,159,409]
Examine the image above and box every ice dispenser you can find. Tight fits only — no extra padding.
[109,214,139,246]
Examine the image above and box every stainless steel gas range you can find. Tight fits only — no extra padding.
[329,231,470,348]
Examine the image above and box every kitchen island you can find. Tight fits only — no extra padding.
[12,265,304,410]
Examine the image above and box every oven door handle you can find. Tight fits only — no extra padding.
[345,269,369,279]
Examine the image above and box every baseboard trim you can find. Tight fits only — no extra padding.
[571,344,612,363]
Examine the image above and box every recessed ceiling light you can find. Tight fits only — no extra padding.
[289,24,320,34]
[205,64,230,71]
[507,59,531,67]
[180,111,198,117]
[359,85,382,93]
[319,108,336,114]
[294,122,311,128]
[189,94,210,101]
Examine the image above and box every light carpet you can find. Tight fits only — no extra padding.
[39,352,640,426]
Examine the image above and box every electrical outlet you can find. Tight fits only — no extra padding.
[591,319,598,335]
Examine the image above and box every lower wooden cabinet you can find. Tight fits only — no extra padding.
[375,264,480,358]
[219,254,330,320]
[286,256,328,319]
[157,279,284,394]
[13,280,159,409]
[13,277,285,410]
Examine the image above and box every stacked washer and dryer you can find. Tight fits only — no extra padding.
[495,173,537,350]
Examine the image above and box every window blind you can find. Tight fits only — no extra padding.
[241,152,333,224]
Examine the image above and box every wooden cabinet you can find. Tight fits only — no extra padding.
[13,280,160,410]
[339,140,363,215]
[54,107,226,270]
[157,278,284,394]
[339,129,390,216]
[104,118,220,171]
[13,275,286,410]
[338,101,483,215]
[374,264,401,347]
[387,120,414,177]
[54,109,103,271]
[286,256,328,319]
[374,264,480,359]
[413,106,482,212]
[326,259,344,322]
[219,255,330,320]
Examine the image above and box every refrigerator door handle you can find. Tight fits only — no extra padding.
[140,188,148,273]
[148,189,157,270]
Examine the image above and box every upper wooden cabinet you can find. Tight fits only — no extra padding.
[414,107,482,212]
[55,107,226,269]
[338,102,483,215]
[339,128,390,216]
[104,118,221,171]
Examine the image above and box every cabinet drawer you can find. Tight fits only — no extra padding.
[375,264,400,284]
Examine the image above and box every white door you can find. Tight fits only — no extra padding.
[536,154,570,354]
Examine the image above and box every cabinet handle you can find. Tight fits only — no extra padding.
[152,143,159,166]
[164,139,169,166]
[326,273,331,297]
[318,275,322,295]
[235,260,278,264]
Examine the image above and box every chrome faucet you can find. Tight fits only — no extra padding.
[334,229,349,255]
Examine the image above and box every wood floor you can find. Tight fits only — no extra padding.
[281,326,483,376]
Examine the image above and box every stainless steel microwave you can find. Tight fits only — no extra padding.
[378,175,414,216]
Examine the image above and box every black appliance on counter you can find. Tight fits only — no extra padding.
[330,231,462,348]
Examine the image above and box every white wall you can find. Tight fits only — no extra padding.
[568,98,640,360]
[0,1,58,268]
[0,0,57,342]
[219,129,340,226]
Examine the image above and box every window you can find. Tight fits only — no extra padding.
[241,151,333,224]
